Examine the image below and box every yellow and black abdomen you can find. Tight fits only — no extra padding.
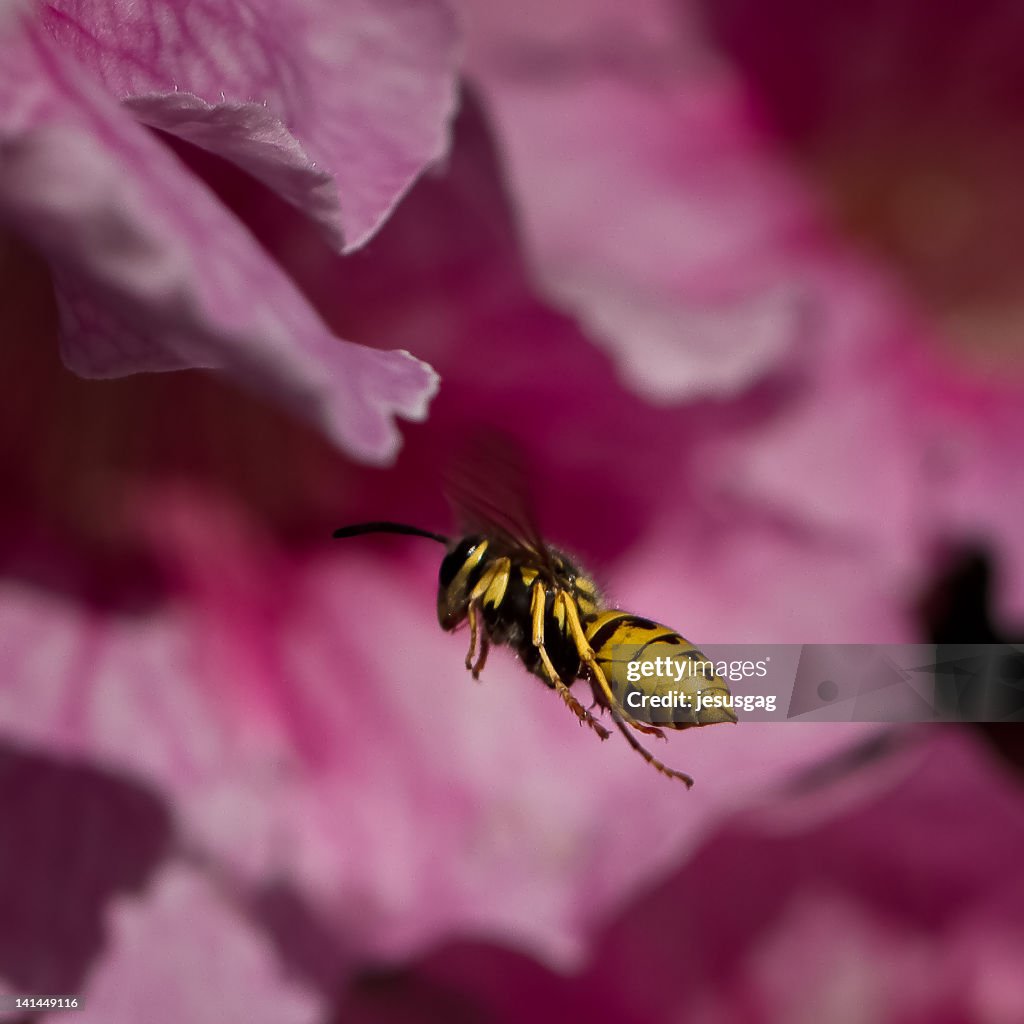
[585,611,737,727]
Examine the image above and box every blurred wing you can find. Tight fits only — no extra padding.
[444,432,555,572]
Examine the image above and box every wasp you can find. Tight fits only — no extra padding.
[333,502,736,786]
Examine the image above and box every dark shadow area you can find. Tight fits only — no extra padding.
[921,547,1024,773]
[0,742,172,992]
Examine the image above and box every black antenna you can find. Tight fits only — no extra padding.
[332,521,449,544]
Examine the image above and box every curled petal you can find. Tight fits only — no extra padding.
[0,20,438,462]
[41,0,459,248]
[457,1,817,398]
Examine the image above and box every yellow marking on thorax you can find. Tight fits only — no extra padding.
[483,559,511,608]
[574,577,601,619]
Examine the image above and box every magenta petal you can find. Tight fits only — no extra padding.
[0,21,438,462]
[709,281,929,571]
[74,866,323,1024]
[124,94,346,249]
[42,0,459,249]
[458,4,817,398]
[351,731,1024,1024]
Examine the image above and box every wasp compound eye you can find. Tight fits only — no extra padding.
[439,537,481,588]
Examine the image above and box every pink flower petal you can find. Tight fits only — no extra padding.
[74,866,323,1024]
[704,271,932,577]
[733,891,1020,1024]
[702,265,1024,627]
[0,18,438,462]
[455,0,819,399]
[336,730,1024,1023]
[41,0,459,249]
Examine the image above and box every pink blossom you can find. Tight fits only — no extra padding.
[0,98,884,1012]
[3,0,1021,1021]
[0,75,881,1024]
[454,0,818,401]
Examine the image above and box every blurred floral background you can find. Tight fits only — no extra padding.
[1,0,1023,1021]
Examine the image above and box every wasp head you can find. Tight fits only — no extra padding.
[437,535,487,630]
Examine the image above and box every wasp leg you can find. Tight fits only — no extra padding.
[557,592,665,738]
[530,583,610,740]
[471,619,490,678]
[464,601,492,679]
[461,560,509,678]
[607,704,694,787]
[465,599,481,672]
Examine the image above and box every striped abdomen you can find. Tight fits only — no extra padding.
[585,611,737,727]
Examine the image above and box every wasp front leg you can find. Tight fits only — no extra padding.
[557,592,665,739]
[471,631,490,678]
[530,583,610,740]
[465,599,480,671]
[464,601,491,679]
[463,559,511,679]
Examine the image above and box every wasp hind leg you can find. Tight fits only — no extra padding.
[530,583,610,740]
[462,559,511,680]
[608,705,694,788]
[557,593,665,738]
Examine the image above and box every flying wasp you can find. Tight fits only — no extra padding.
[333,472,736,786]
